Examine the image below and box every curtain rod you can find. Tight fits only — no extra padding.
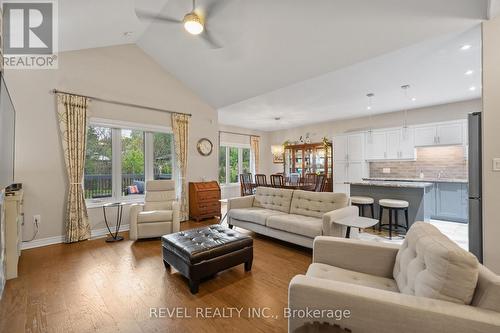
[51,89,192,117]
[219,130,260,138]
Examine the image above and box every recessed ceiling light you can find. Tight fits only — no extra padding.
[469,86,477,91]
[411,97,417,102]
[465,70,474,76]
[460,44,472,51]
[366,106,372,110]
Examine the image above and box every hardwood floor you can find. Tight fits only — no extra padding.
[0,220,312,333]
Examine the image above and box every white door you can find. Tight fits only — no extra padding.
[366,131,386,160]
[414,126,437,147]
[385,130,400,160]
[436,123,463,145]
[347,133,364,161]
[399,128,416,159]
[334,136,348,161]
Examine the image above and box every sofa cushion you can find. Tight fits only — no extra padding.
[228,207,287,226]
[393,222,479,305]
[471,265,500,313]
[266,214,322,239]
[253,187,294,213]
[290,190,348,218]
[307,263,399,293]
[138,210,173,223]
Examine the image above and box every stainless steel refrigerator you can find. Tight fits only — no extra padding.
[468,112,483,262]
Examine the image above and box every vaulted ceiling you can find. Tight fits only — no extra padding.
[58,0,488,130]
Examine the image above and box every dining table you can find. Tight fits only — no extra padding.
[249,182,316,191]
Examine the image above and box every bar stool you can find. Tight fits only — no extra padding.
[350,196,375,218]
[378,199,409,239]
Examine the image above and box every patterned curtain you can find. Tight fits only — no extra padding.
[56,93,91,243]
[172,113,190,221]
[250,135,260,174]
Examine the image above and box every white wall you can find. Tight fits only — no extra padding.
[482,18,500,273]
[266,99,481,173]
[4,44,219,242]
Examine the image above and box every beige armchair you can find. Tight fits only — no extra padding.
[129,180,180,240]
[289,222,500,333]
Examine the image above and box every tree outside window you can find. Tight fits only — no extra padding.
[84,124,173,201]
[218,145,253,185]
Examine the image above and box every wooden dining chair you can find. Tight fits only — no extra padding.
[303,173,317,187]
[314,174,327,192]
[288,173,300,186]
[270,174,285,188]
[255,174,268,187]
[240,173,254,196]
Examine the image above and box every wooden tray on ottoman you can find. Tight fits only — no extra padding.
[161,225,253,294]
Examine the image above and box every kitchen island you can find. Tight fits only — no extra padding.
[347,180,434,228]
[364,178,469,223]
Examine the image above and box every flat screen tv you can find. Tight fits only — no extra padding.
[0,74,15,190]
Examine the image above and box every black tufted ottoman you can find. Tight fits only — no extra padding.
[161,225,253,294]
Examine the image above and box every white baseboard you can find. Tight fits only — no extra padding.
[21,224,130,250]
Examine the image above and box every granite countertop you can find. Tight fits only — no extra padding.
[364,177,468,184]
[346,180,434,188]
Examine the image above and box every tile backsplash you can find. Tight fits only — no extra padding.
[369,146,468,179]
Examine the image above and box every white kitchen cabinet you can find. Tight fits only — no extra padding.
[365,128,415,161]
[399,128,416,159]
[385,130,401,159]
[333,161,348,183]
[414,125,437,146]
[414,121,465,147]
[333,133,367,194]
[365,131,387,160]
[436,123,463,145]
[347,133,364,161]
[347,162,365,182]
[334,135,348,161]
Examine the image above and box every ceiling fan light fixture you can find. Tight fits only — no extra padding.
[183,12,204,35]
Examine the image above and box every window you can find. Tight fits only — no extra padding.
[121,129,145,197]
[84,121,173,202]
[85,127,112,199]
[218,145,253,185]
[153,132,173,180]
[219,147,227,184]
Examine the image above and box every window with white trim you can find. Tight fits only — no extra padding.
[84,120,173,203]
[218,145,252,185]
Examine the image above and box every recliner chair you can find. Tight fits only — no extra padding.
[129,180,180,240]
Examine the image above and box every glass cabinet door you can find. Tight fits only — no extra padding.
[284,148,293,175]
[295,149,303,175]
[315,147,325,174]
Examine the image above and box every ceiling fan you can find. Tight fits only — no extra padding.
[136,0,228,49]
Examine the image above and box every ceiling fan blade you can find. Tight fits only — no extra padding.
[200,28,222,49]
[204,0,231,19]
[135,9,182,24]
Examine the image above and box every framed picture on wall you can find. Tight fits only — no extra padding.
[271,145,284,164]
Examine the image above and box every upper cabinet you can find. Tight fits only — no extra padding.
[414,121,465,147]
[365,128,415,161]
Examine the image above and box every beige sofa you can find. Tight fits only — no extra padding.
[129,180,180,240]
[227,187,357,248]
[288,222,500,333]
